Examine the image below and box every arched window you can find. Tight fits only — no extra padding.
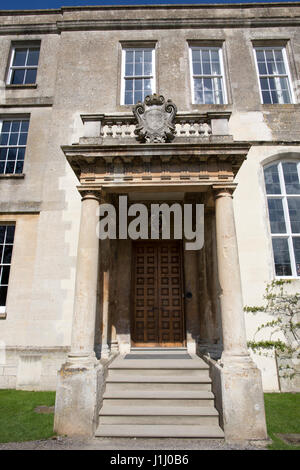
[264,161,300,277]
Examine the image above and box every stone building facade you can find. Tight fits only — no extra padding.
[0,3,299,441]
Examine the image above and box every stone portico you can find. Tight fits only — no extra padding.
[53,95,267,442]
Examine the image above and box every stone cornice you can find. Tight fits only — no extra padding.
[1,17,300,35]
[1,3,300,34]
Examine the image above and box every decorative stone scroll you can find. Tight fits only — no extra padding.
[133,94,177,143]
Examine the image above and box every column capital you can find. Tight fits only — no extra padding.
[212,185,236,199]
[77,186,105,203]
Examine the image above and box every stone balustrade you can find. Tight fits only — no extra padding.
[79,111,231,144]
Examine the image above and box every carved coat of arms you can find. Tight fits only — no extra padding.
[133,94,177,143]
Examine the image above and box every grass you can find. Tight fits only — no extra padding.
[0,390,299,447]
[0,389,56,443]
[264,392,300,450]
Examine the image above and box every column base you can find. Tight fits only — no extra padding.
[54,360,105,437]
[220,355,268,442]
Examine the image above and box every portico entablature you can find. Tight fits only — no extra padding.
[62,140,250,191]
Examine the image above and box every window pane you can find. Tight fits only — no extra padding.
[0,286,8,307]
[287,198,300,233]
[125,50,134,63]
[144,50,152,63]
[24,68,37,84]
[12,49,27,66]
[262,90,272,104]
[17,148,25,161]
[26,48,40,66]
[272,238,292,276]
[125,63,133,77]
[202,62,211,75]
[264,164,281,194]
[292,238,300,276]
[134,62,143,76]
[3,244,12,264]
[144,61,152,76]
[193,62,201,75]
[135,79,143,91]
[8,133,18,146]
[7,148,17,160]
[125,79,133,91]
[5,161,15,174]
[1,266,10,285]
[0,133,9,146]
[0,149,7,161]
[282,162,300,194]
[124,91,133,105]
[11,69,25,85]
[0,226,6,244]
[11,121,21,132]
[144,78,152,92]
[268,198,286,233]
[134,91,143,103]
[258,62,267,75]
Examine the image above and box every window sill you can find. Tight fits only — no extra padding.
[261,103,300,110]
[0,173,25,179]
[5,84,37,90]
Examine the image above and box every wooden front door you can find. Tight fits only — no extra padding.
[132,241,185,347]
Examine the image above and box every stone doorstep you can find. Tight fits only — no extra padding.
[95,424,224,438]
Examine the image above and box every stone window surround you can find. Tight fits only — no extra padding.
[5,40,41,87]
[253,45,294,105]
[120,41,157,107]
[0,115,30,176]
[188,43,228,106]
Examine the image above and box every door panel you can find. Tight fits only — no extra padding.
[132,241,185,347]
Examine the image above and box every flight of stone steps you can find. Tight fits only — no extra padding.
[95,349,224,438]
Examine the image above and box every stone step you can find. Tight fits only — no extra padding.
[103,390,215,407]
[105,381,211,392]
[109,356,209,370]
[108,368,209,378]
[95,424,224,438]
[99,406,219,425]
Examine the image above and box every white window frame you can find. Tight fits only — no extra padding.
[121,47,156,106]
[0,223,16,314]
[0,117,30,175]
[253,46,295,104]
[7,43,40,86]
[189,45,227,105]
[264,161,300,278]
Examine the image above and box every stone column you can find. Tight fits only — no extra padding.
[68,190,102,365]
[214,186,268,443]
[215,188,249,362]
[54,189,105,437]
[101,238,110,358]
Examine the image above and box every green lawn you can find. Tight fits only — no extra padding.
[0,389,56,443]
[264,392,300,450]
[0,390,299,447]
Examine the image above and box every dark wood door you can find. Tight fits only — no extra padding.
[132,241,185,347]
